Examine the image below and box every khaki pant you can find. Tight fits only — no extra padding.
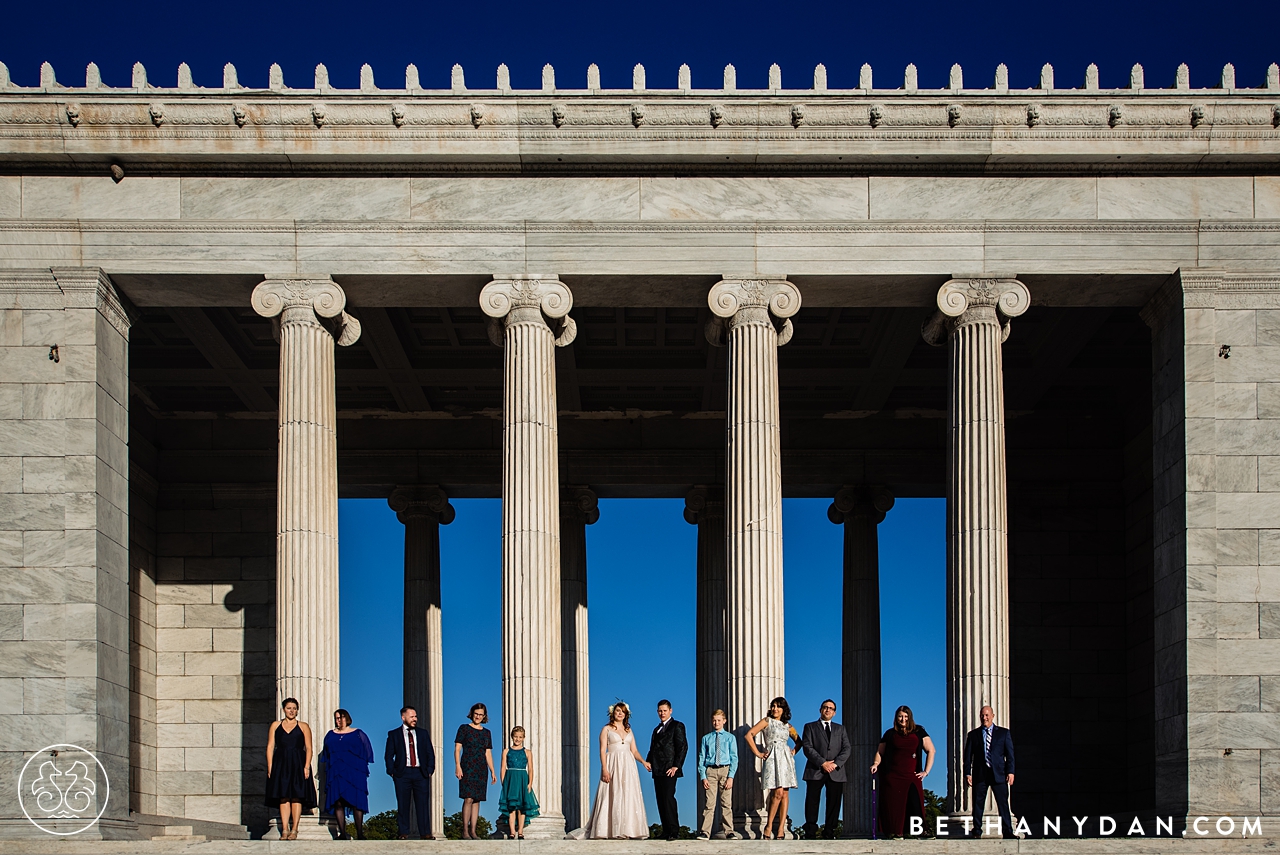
[700,766,734,836]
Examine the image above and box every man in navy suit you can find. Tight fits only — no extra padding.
[963,705,1016,838]
[385,706,435,839]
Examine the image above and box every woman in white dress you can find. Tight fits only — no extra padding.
[746,696,800,840]
[570,701,651,839]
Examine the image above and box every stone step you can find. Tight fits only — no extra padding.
[0,838,1275,854]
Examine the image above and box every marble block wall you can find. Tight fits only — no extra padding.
[0,268,131,835]
[1144,269,1280,822]
[151,483,276,832]
[1006,307,1156,825]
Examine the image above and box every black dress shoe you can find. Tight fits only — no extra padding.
[397,834,408,840]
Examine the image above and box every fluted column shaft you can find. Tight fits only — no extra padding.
[685,487,727,749]
[252,278,361,827]
[708,278,800,838]
[686,486,726,833]
[829,486,894,838]
[481,275,577,838]
[390,486,455,838]
[560,487,598,831]
[924,278,1028,818]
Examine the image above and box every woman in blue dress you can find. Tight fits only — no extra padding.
[322,708,374,840]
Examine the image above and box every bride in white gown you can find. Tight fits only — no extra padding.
[569,701,651,839]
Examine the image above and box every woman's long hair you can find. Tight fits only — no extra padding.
[768,697,792,724]
[609,701,632,731]
[894,705,916,733]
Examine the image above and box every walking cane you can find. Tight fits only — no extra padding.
[870,774,878,840]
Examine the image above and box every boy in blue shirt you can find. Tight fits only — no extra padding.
[696,709,739,840]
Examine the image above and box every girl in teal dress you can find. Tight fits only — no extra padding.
[499,726,540,838]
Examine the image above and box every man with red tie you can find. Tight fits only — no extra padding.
[386,706,436,839]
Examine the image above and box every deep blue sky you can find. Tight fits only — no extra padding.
[1,0,1276,90]
[339,497,944,827]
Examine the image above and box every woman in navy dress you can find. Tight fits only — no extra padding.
[322,708,374,840]
[870,705,935,838]
[265,697,316,840]
[454,703,497,840]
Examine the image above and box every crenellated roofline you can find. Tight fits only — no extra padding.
[4,59,1280,96]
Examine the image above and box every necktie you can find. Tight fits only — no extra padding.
[983,727,991,768]
[715,734,721,765]
[824,722,831,738]
[408,728,417,767]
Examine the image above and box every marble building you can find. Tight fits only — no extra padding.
[0,56,1278,839]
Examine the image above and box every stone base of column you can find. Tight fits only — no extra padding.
[268,816,335,841]
[521,813,566,840]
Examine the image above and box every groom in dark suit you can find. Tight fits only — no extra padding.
[385,706,435,840]
[963,705,1016,838]
[646,699,688,840]
[801,699,852,839]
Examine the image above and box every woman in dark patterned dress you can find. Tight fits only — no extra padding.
[454,703,497,840]
[870,705,935,838]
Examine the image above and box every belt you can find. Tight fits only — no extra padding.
[707,764,729,769]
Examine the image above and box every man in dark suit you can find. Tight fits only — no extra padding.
[963,705,1016,839]
[385,705,436,840]
[800,699,852,839]
[646,699,688,840]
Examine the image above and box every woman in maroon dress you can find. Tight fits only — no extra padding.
[870,705,935,838]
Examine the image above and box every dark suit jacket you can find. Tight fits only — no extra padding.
[800,719,852,782]
[385,725,436,778]
[646,718,688,778]
[962,725,1014,780]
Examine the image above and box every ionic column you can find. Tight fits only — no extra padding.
[686,486,726,834]
[707,277,801,838]
[828,485,895,838]
[922,277,1029,819]
[252,277,361,834]
[480,275,577,838]
[685,486,727,751]
[389,485,455,839]
[560,487,598,832]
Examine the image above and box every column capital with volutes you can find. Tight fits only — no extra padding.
[389,485,456,525]
[480,274,577,346]
[560,486,600,526]
[251,277,362,345]
[706,277,801,346]
[683,485,725,525]
[828,485,895,526]
[922,277,1030,345]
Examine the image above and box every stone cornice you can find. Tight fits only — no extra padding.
[2,64,1280,175]
[0,266,131,336]
[1171,268,1280,309]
